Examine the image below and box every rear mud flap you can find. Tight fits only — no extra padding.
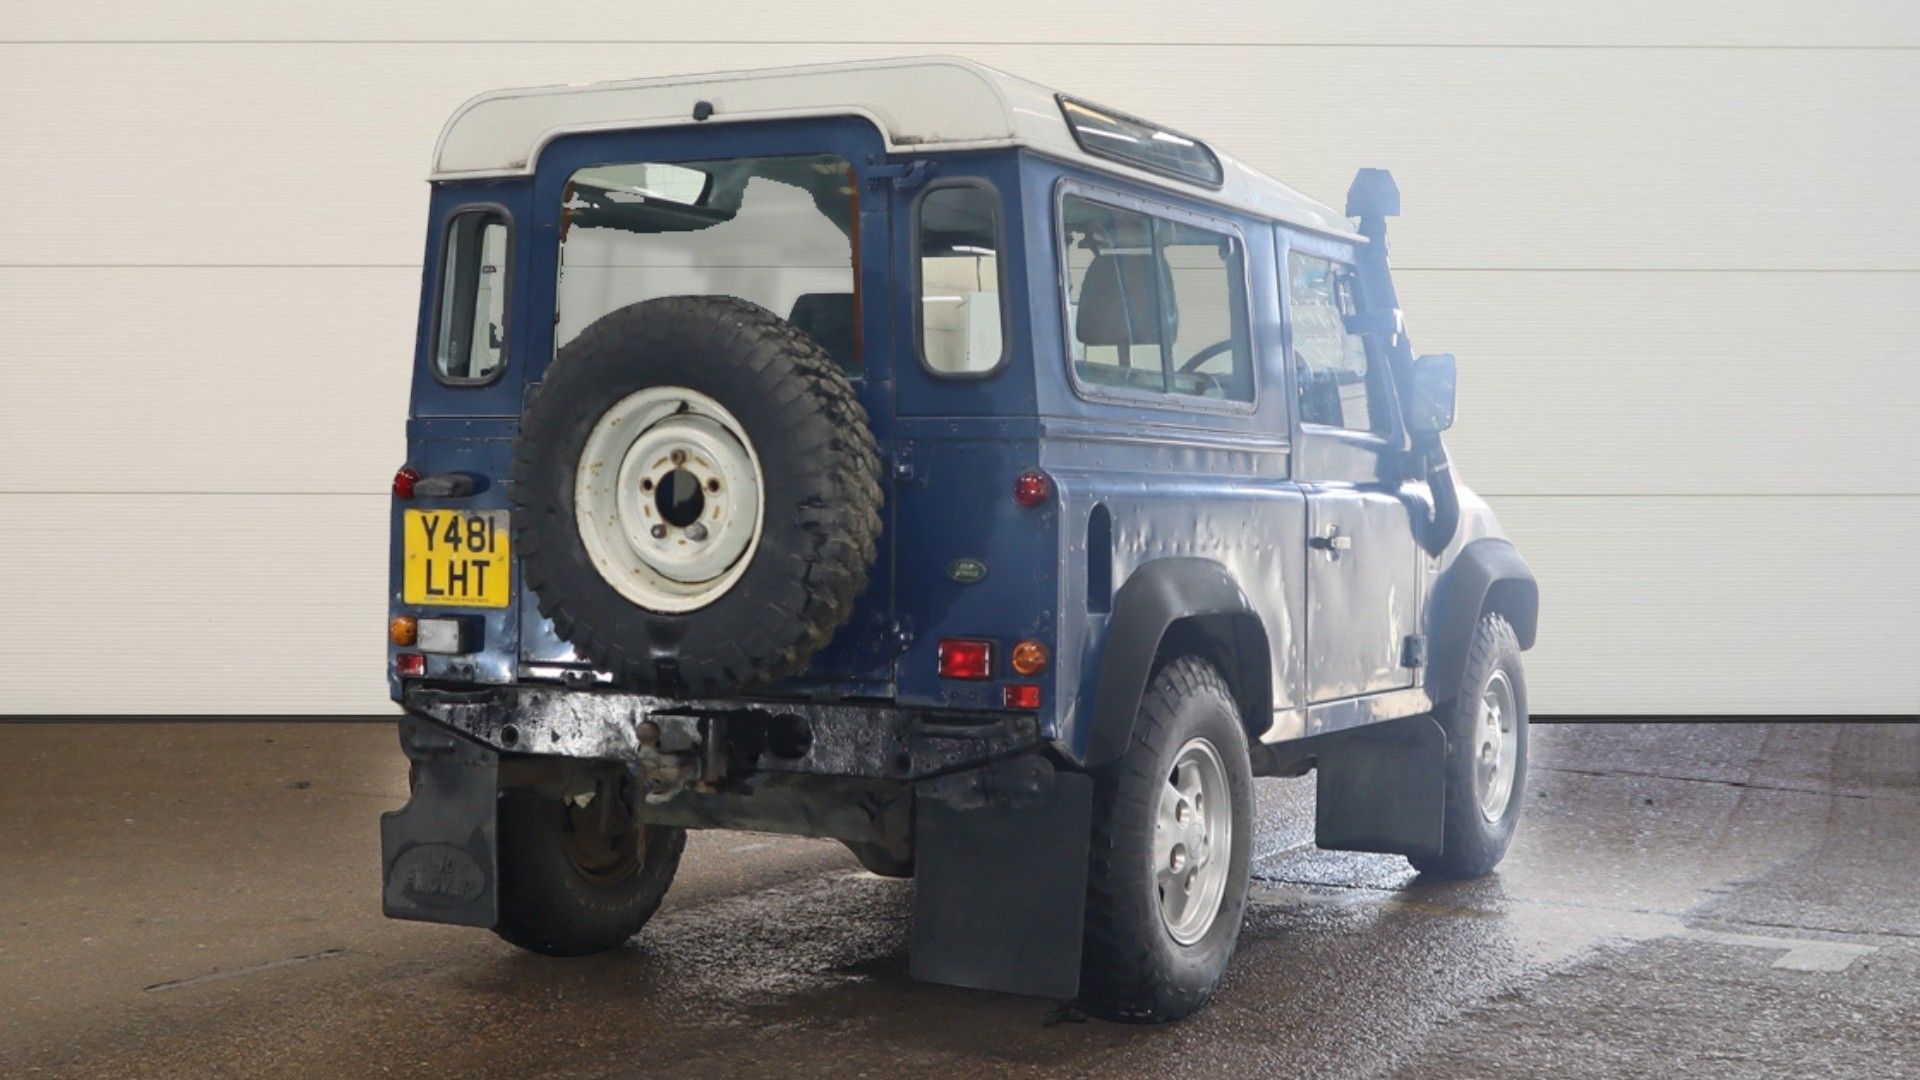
[910,758,1093,1001]
[380,714,501,928]
[1314,715,1447,860]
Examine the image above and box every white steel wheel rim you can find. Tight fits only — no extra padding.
[574,386,764,614]
[1476,669,1519,822]
[1155,737,1233,946]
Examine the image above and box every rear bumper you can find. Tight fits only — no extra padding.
[389,685,1092,1000]
[401,682,1042,787]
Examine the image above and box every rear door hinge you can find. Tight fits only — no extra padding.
[1401,633,1427,668]
[890,618,916,653]
[866,160,936,192]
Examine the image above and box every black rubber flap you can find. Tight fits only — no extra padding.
[1316,715,1447,859]
[380,715,501,928]
[910,770,1093,1000]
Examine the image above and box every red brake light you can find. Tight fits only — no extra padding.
[937,638,993,680]
[395,653,426,677]
[1013,469,1052,508]
[1003,684,1042,709]
[392,466,420,499]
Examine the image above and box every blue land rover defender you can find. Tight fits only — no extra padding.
[383,57,1539,1022]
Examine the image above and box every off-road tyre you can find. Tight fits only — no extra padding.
[511,295,883,695]
[493,785,685,956]
[1409,612,1527,879]
[1080,656,1254,1023]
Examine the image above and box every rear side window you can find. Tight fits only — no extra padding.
[917,184,1004,376]
[1063,194,1252,403]
[1286,251,1382,432]
[434,211,508,383]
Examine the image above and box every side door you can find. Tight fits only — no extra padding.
[1282,238,1422,702]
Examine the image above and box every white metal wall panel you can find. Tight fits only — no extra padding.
[4,45,1915,269]
[5,269,1912,499]
[0,495,387,714]
[1500,497,1920,715]
[1,4,1914,714]
[6,2,1915,47]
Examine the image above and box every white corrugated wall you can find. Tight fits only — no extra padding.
[1,2,1915,714]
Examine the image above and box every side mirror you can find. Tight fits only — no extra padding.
[1407,353,1457,433]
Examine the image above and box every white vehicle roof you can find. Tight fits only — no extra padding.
[433,56,1359,239]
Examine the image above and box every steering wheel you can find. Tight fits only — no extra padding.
[1179,339,1235,374]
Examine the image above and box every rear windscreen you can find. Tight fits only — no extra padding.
[557,154,859,368]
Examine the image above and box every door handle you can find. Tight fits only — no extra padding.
[1310,530,1353,556]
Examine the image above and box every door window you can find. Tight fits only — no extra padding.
[434,211,509,383]
[1287,251,1382,432]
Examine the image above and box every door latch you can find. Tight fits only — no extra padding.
[1401,633,1427,668]
[1309,528,1354,560]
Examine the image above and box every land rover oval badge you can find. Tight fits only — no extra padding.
[947,557,988,584]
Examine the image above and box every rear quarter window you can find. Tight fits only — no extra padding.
[433,210,509,384]
[916,182,1006,377]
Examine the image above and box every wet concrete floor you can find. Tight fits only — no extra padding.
[1,721,1915,1077]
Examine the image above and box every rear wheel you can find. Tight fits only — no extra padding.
[1080,656,1253,1023]
[493,781,684,956]
[1410,612,1527,879]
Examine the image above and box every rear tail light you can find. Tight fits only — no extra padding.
[394,653,426,677]
[1003,684,1042,709]
[937,638,993,680]
[1013,469,1053,508]
[392,466,420,499]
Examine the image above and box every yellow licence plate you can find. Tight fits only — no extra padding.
[403,510,510,608]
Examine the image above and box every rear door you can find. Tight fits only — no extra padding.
[512,117,899,690]
[1283,240,1422,702]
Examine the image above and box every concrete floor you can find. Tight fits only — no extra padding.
[1,721,1915,1078]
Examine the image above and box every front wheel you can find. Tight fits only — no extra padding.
[493,782,685,956]
[1080,656,1254,1023]
[1410,612,1528,879]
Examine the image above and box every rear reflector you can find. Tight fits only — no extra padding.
[1013,469,1053,508]
[1003,684,1042,709]
[937,638,993,680]
[394,653,426,677]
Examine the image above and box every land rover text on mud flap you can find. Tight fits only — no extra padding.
[382,57,1539,1023]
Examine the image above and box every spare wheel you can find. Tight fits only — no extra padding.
[511,295,882,695]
